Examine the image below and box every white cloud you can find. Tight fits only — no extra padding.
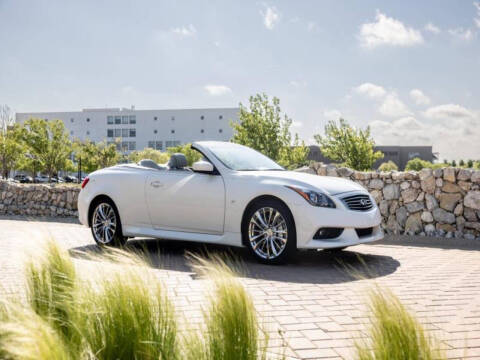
[289,80,307,88]
[378,93,411,117]
[307,21,319,32]
[359,11,424,48]
[369,113,480,160]
[204,85,232,96]
[448,27,474,40]
[171,24,197,37]
[424,22,441,34]
[261,6,280,30]
[354,83,386,99]
[323,109,342,121]
[291,121,303,128]
[424,104,473,119]
[409,89,430,105]
[474,2,480,28]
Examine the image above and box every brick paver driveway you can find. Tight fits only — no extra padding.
[1,216,480,359]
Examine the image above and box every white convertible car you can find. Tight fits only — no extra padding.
[78,141,383,264]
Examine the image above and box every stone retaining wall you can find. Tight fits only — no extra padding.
[2,166,480,240]
[299,163,480,240]
[0,181,79,217]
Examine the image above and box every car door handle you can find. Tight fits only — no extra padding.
[150,181,163,188]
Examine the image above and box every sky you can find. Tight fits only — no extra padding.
[1,0,479,161]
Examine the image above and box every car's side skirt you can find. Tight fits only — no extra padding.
[122,226,243,247]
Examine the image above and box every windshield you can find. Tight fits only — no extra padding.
[207,143,284,171]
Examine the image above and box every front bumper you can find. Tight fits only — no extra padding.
[292,193,383,249]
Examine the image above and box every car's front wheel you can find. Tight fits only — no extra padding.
[243,198,296,264]
[90,199,127,247]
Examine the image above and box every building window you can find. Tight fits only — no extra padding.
[129,115,136,124]
[129,142,136,151]
[155,141,163,150]
[70,131,74,135]
[121,142,129,152]
[122,128,129,137]
[174,141,181,146]
[122,116,129,124]
[107,129,114,137]
[171,116,175,121]
[45,118,48,121]
[114,116,121,124]
[70,118,74,123]
[129,129,136,137]
[114,129,121,137]
[107,116,114,124]
[154,130,158,134]
[219,129,223,133]
[171,129,175,134]
[200,115,204,120]
[200,129,204,133]
[86,131,90,135]
[154,116,158,121]
[166,141,173,148]
[86,118,90,122]
[219,115,223,119]
[148,141,155,148]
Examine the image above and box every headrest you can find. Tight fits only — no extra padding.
[168,153,187,169]
[139,159,163,170]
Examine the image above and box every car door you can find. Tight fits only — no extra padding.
[145,169,225,234]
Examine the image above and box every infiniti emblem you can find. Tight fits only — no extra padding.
[360,199,367,206]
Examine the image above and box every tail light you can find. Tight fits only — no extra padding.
[81,177,90,189]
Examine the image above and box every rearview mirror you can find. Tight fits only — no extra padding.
[192,160,214,174]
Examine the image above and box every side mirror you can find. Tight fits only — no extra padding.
[192,160,214,174]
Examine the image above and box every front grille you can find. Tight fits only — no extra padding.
[356,227,373,237]
[342,194,373,211]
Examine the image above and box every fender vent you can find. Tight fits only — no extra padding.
[313,228,344,240]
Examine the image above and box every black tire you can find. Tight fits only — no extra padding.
[242,198,296,265]
[90,198,127,247]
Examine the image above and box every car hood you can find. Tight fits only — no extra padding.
[244,170,366,195]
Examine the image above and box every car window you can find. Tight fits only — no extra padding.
[207,143,284,171]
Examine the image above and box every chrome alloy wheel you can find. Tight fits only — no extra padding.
[248,207,288,260]
[92,203,117,244]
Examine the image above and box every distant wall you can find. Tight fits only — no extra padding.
[298,163,480,240]
[0,181,79,217]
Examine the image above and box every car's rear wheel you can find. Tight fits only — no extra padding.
[90,199,127,247]
[243,198,296,264]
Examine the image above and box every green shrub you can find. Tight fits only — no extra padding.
[78,271,178,360]
[1,241,277,360]
[356,287,445,360]
[186,255,269,360]
[378,161,398,172]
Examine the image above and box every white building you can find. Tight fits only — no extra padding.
[15,107,239,153]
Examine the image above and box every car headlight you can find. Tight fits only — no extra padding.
[286,186,336,208]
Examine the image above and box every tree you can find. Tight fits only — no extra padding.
[378,161,398,172]
[451,160,457,167]
[0,105,14,133]
[74,139,120,173]
[166,143,201,166]
[0,124,25,179]
[459,159,465,167]
[314,119,383,171]
[231,93,308,169]
[22,119,72,180]
[128,148,170,165]
[467,159,474,168]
